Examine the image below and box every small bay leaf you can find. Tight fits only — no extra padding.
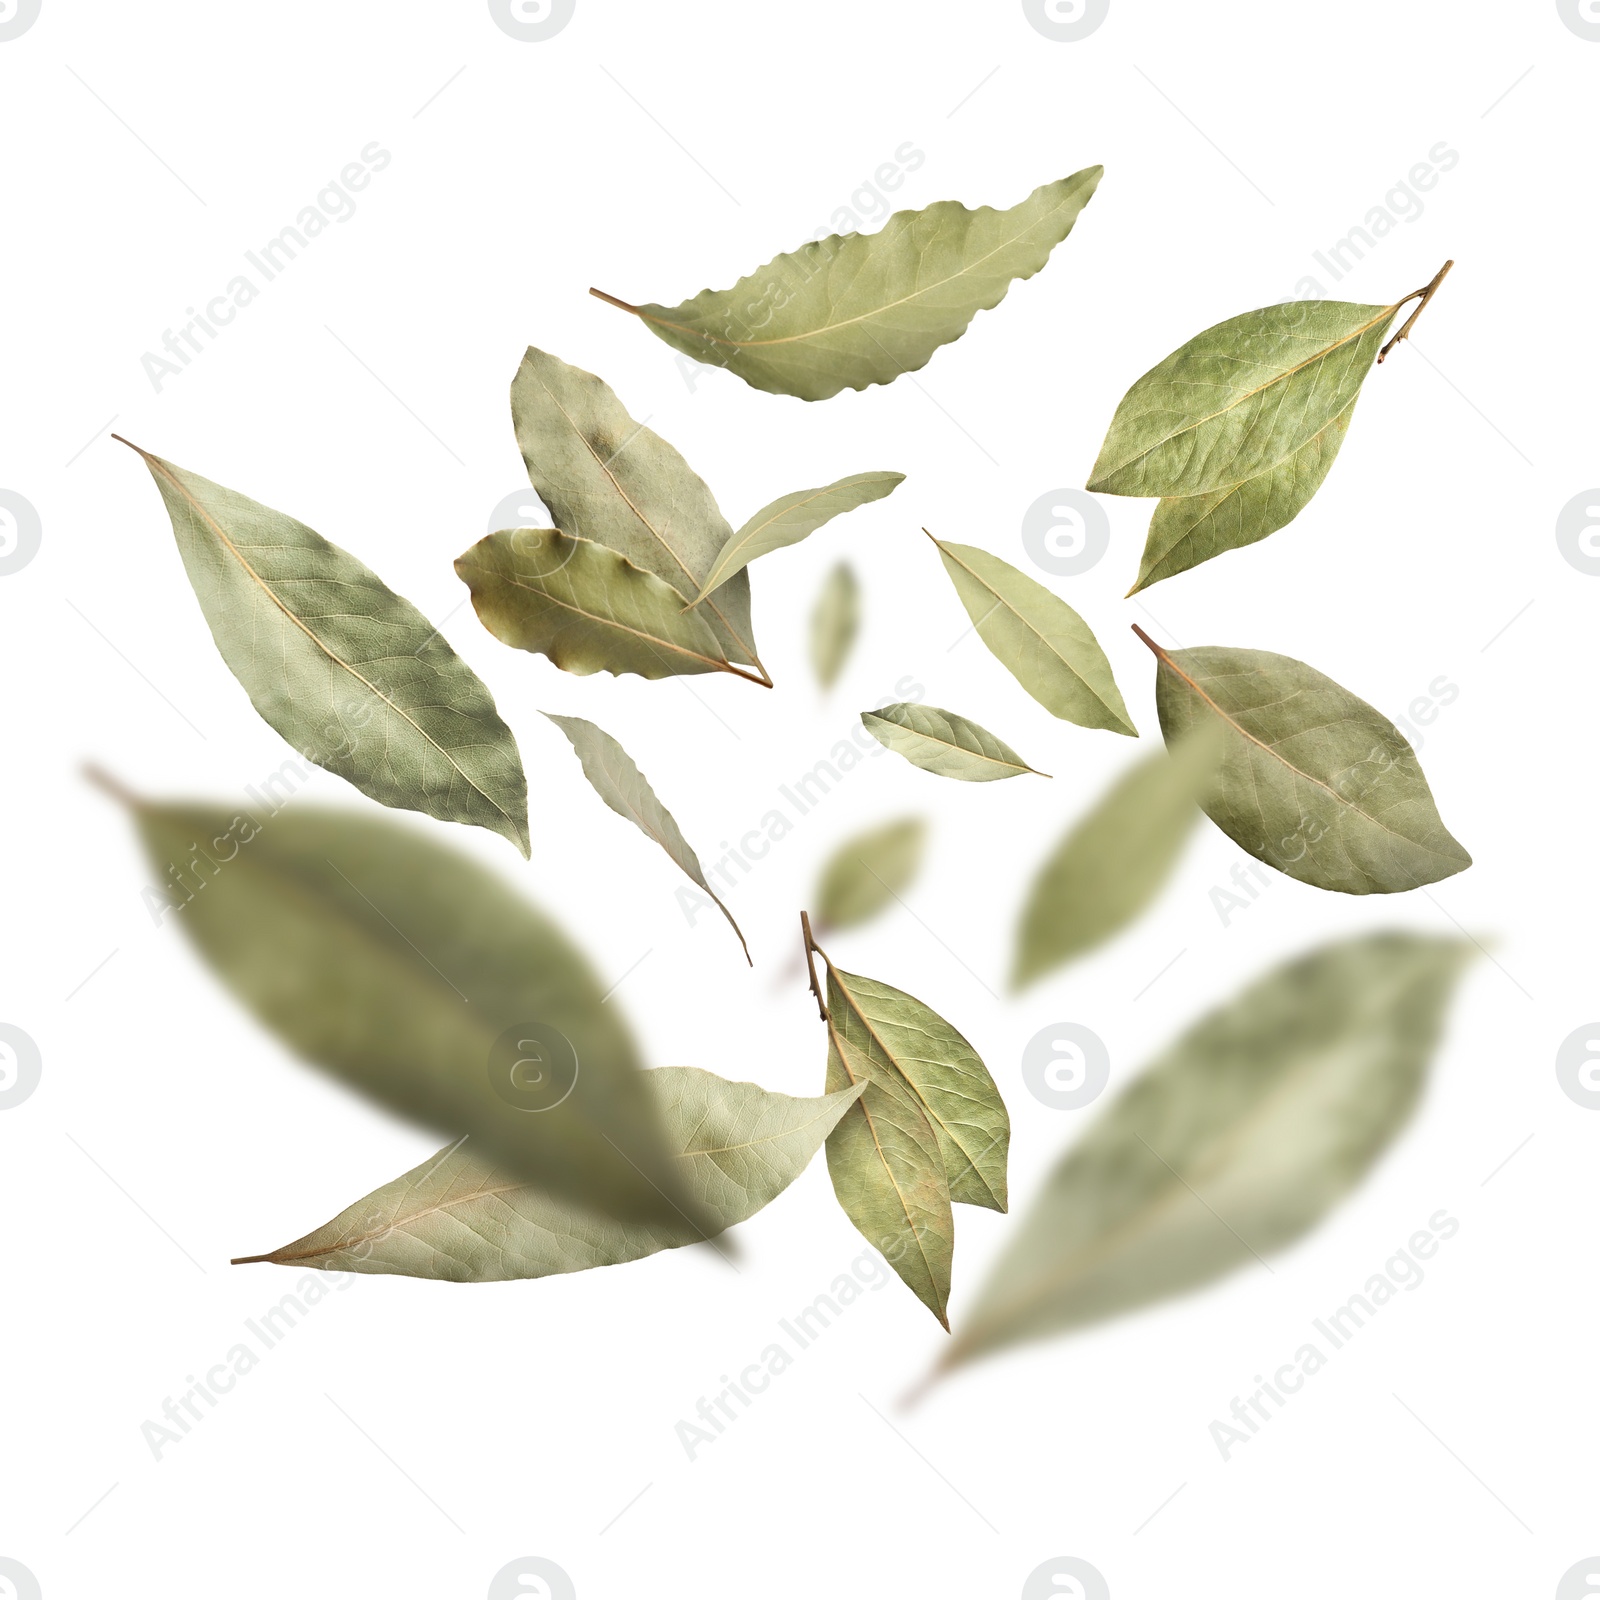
[814,816,925,931]
[1129,399,1355,595]
[119,440,529,855]
[106,791,701,1231]
[592,168,1102,401]
[1137,628,1471,894]
[691,471,904,603]
[455,528,764,685]
[809,561,860,690]
[509,347,765,676]
[544,714,749,963]
[941,934,1474,1373]
[1011,725,1222,989]
[233,1069,863,1280]
[930,534,1135,735]
[862,703,1046,782]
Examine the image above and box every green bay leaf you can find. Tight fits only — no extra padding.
[456,528,762,684]
[809,561,860,690]
[942,934,1474,1374]
[931,535,1134,735]
[233,1069,862,1280]
[595,169,1102,401]
[814,815,925,931]
[862,702,1045,782]
[121,441,529,856]
[544,714,749,963]
[509,348,764,675]
[1140,629,1471,894]
[110,795,703,1231]
[691,471,903,603]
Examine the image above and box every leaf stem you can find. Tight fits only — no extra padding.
[1130,622,1172,665]
[229,1253,273,1266]
[1379,259,1453,363]
[799,910,828,1021]
[81,763,147,810]
[589,288,641,315]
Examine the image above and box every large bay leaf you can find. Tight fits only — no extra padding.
[1138,629,1471,894]
[1088,264,1449,500]
[110,794,701,1231]
[509,348,763,675]
[809,561,860,690]
[1011,725,1222,990]
[119,440,529,856]
[862,702,1045,783]
[456,528,763,684]
[941,934,1474,1373]
[931,535,1134,735]
[233,1069,862,1280]
[1129,399,1355,595]
[593,169,1102,401]
[690,471,903,603]
[814,816,925,931]
[545,714,749,963]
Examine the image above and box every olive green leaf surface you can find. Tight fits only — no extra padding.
[940,934,1474,1374]
[814,816,926,931]
[120,440,529,856]
[1011,725,1223,990]
[456,528,761,683]
[810,561,860,690]
[807,927,1009,1328]
[862,703,1045,782]
[1137,629,1471,894]
[508,348,764,677]
[544,714,750,963]
[1128,399,1355,595]
[593,168,1102,401]
[233,1069,863,1280]
[109,792,702,1232]
[930,534,1135,735]
[690,472,904,604]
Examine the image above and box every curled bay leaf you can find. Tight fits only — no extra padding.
[119,440,529,856]
[930,533,1135,735]
[544,713,750,963]
[233,1069,863,1281]
[691,471,904,604]
[1011,725,1222,990]
[592,168,1102,401]
[1136,628,1471,894]
[1129,399,1354,595]
[509,347,765,677]
[814,815,926,931]
[862,702,1045,783]
[98,788,700,1232]
[455,528,763,684]
[938,934,1474,1376]
[809,561,860,690]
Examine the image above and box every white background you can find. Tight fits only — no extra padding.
[1,2,1594,1596]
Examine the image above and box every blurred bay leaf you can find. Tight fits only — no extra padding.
[1129,399,1354,595]
[545,713,749,963]
[691,471,904,603]
[509,347,765,677]
[1011,725,1222,989]
[815,816,925,931]
[102,788,702,1231]
[809,561,860,690]
[234,1069,862,1280]
[938,934,1474,1375]
[862,703,1045,783]
[931,534,1134,735]
[118,439,529,856]
[455,528,763,684]
[592,168,1102,401]
[1137,628,1471,894]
